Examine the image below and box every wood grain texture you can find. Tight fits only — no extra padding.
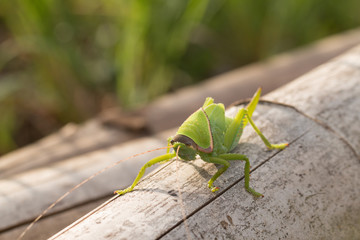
[0,137,168,234]
[0,120,143,178]
[50,45,360,239]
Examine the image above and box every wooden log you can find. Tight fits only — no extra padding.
[49,45,360,239]
[0,136,170,234]
[0,120,145,178]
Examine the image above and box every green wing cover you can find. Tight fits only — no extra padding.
[177,108,211,149]
[243,88,261,127]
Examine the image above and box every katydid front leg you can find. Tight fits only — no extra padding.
[114,153,175,195]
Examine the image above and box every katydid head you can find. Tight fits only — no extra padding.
[170,131,215,159]
[170,135,197,160]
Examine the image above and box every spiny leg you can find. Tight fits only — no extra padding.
[114,153,176,195]
[158,138,174,164]
[166,137,172,154]
[205,157,230,192]
[244,109,288,150]
[219,153,263,198]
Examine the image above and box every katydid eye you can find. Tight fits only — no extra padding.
[171,134,197,149]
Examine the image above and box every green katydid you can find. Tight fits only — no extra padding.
[115,88,288,197]
[18,88,287,240]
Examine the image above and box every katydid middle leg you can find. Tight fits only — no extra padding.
[203,157,230,192]
[205,154,263,197]
[219,153,263,197]
[114,153,175,195]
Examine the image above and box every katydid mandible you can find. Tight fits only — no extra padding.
[115,88,288,197]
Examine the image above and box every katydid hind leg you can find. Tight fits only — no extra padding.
[224,108,246,151]
[243,87,262,126]
[219,153,263,197]
[114,153,176,195]
[244,109,288,150]
[202,97,214,108]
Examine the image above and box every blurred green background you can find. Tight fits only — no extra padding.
[1,0,360,155]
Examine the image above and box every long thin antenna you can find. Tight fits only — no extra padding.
[175,146,191,240]
[17,145,174,240]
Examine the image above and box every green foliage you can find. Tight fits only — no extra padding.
[0,0,360,154]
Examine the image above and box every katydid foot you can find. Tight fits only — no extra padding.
[114,187,133,195]
[267,143,289,150]
[245,186,264,198]
[208,183,219,192]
